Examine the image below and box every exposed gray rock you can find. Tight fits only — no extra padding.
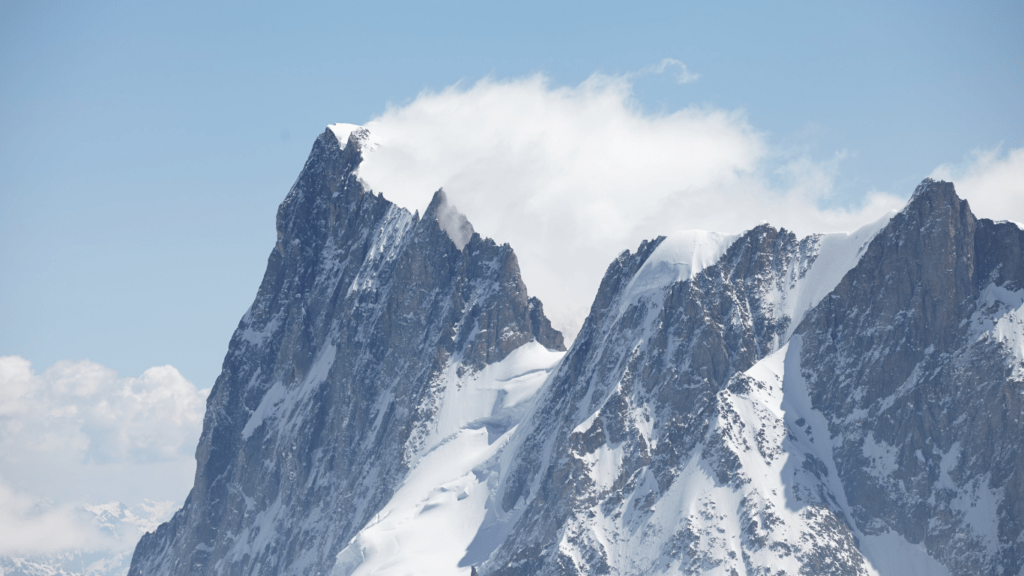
[479,179,1022,576]
[797,179,1024,575]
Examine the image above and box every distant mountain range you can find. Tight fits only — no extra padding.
[27,126,1021,576]
[0,500,172,576]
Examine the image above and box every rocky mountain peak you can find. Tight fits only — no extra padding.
[127,127,564,576]
[794,177,1024,575]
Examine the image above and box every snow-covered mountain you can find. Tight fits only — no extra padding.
[127,127,564,576]
[476,179,1024,576]
[127,127,1023,576]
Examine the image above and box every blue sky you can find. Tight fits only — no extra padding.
[2,0,1022,389]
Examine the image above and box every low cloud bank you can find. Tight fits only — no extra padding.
[353,72,908,338]
[0,480,102,553]
[0,356,206,555]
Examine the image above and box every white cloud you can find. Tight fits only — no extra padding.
[633,57,701,84]
[931,146,1024,224]
[0,356,208,465]
[0,356,205,555]
[0,479,102,554]
[354,72,905,339]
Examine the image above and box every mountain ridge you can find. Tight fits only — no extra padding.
[122,128,1022,576]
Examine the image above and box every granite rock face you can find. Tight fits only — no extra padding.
[129,124,1021,576]
[127,128,563,576]
[797,179,1024,575]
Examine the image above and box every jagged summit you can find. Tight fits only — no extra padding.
[319,126,477,252]
[909,176,953,199]
[903,177,972,230]
[791,175,1024,575]
[473,176,1023,576]
[127,126,563,576]
[620,229,738,302]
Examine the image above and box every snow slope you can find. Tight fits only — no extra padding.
[334,343,563,576]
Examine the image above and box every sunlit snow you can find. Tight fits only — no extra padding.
[334,342,564,576]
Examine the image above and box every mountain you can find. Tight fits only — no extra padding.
[128,125,1023,576]
[475,179,1023,576]
[127,127,564,576]
[795,182,1024,575]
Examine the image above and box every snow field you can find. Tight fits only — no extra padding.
[333,342,564,576]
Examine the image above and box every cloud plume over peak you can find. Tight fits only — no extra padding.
[931,146,1024,225]
[352,71,907,339]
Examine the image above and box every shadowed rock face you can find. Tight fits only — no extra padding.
[797,179,1024,575]
[127,129,563,576]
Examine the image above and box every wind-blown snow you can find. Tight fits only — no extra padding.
[327,123,361,147]
[612,215,893,345]
[433,192,475,251]
[326,85,907,344]
[994,220,1023,229]
[621,230,738,308]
